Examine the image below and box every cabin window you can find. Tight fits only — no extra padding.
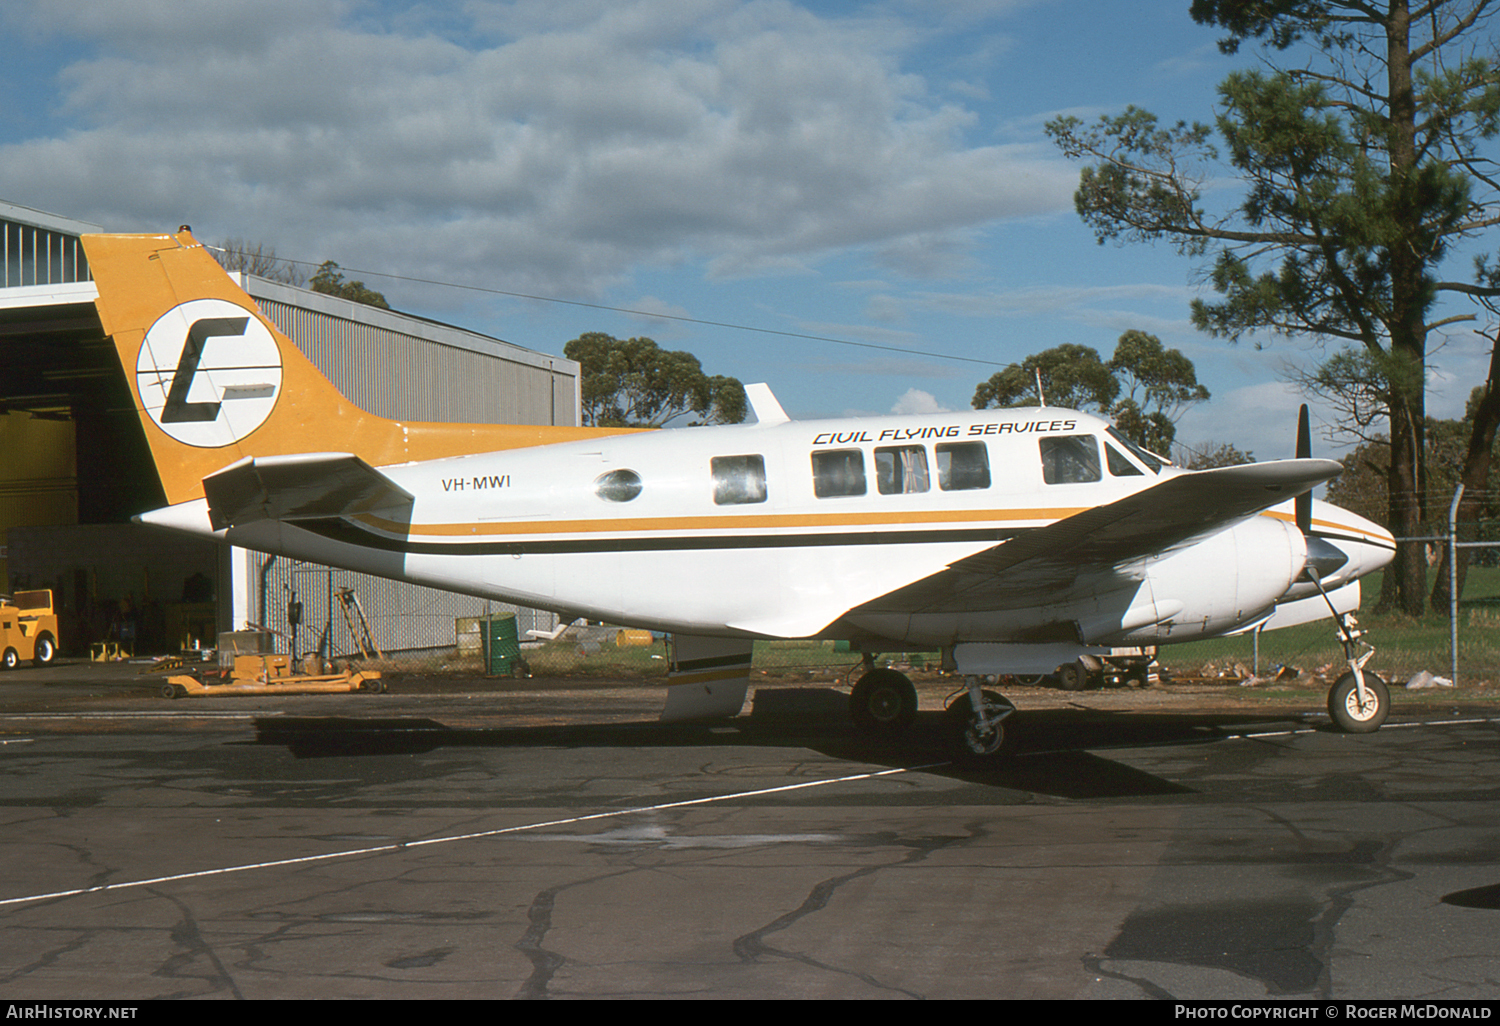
[935,441,990,491]
[594,468,643,502]
[712,454,767,505]
[1040,435,1102,485]
[811,449,866,497]
[874,445,930,495]
[1106,443,1144,477]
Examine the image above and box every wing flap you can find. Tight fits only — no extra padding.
[203,453,414,531]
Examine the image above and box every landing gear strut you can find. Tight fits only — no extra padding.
[1324,613,1388,732]
[945,677,1016,768]
[1308,570,1389,733]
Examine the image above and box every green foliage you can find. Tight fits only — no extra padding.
[309,261,391,309]
[972,331,1208,452]
[971,342,1118,412]
[564,332,747,428]
[1189,0,1352,54]
[1175,441,1255,469]
[1046,0,1500,616]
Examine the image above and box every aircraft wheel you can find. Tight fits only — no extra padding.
[1328,672,1389,733]
[32,633,56,667]
[850,668,918,733]
[945,689,1013,767]
[1,647,18,671]
[160,683,179,699]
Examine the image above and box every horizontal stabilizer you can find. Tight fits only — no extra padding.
[203,453,413,531]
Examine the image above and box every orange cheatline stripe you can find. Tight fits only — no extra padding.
[1261,509,1394,540]
[353,506,1086,538]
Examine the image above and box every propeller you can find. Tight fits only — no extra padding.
[1296,403,1312,535]
[1295,403,1348,580]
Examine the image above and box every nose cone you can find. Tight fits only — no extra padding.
[1310,499,1395,586]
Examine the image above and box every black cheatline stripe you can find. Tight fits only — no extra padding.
[292,517,1021,556]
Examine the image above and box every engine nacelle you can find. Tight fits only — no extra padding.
[1103,514,1307,645]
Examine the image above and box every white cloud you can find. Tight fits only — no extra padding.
[0,0,1077,304]
[891,387,951,415]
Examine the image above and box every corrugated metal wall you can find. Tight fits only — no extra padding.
[254,297,575,426]
[2,220,90,287]
[238,282,577,655]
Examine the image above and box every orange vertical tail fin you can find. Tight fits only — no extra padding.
[84,229,628,506]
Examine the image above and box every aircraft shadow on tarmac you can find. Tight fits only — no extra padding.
[246,696,1328,800]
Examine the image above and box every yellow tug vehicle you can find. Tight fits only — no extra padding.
[0,590,59,670]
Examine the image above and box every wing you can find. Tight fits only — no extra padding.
[860,458,1340,615]
[203,453,414,531]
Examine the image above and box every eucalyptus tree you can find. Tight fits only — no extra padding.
[565,332,747,428]
[973,330,1209,453]
[1046,0,1500,614]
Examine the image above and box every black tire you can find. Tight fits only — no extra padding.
[1327,672,1389,733]
[945,689,1013,767]
[849,668,918,734]
[1,647,18,671]
[1056,661,1088,691]
[32,632,56,667]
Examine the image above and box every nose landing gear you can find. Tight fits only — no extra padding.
[1324,612,1388,733]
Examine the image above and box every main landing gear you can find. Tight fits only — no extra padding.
[849,667,919,733]
[945,679,1016,768]
[847,658,1016,767]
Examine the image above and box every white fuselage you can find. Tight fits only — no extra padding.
[143,406,1394,649]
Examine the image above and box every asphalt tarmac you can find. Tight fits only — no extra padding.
[1,660,1499,1001]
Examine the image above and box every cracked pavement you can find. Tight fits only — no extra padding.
[1,663,1498,999]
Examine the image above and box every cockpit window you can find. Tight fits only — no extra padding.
[1105,425,1163,473]
[1106,443,1144,477]
[594,468,643,502]
[1040,435,1102,485]
[874,446,930,494]
[712,455,767,505]
[812,449,866,497]
[936,442,990,491]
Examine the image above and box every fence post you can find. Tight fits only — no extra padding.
[1449,483,1464,689]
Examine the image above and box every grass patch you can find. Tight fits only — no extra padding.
[1160,567,1500,685]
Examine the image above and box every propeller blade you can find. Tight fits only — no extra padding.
[1296,404,1312,534]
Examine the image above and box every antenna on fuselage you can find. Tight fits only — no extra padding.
[1034,368,1046,407]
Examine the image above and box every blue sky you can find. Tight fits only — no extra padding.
[1,0,1490,461]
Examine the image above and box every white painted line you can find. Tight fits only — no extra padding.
[0,761,949,910]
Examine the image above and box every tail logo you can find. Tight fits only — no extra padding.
[137,298,284,448]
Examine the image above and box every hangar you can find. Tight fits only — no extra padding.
[0,200,580,659]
